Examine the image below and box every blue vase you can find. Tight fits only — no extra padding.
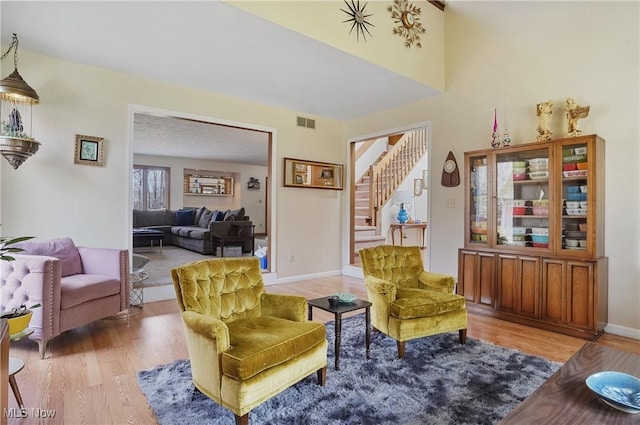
[397,204,408,224]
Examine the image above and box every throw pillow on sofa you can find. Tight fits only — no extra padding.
[176,209,195,226]
[198,208,214,227]
[15,237,82,277]
[224,207,245,221]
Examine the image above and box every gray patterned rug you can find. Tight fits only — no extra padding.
[138,314,560,424]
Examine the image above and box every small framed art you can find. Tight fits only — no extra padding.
[414,178,423,196]
[74,134,104,166]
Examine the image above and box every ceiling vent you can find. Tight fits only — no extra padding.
[297,116,315,129]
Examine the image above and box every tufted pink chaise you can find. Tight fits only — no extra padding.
[0,237,129,358]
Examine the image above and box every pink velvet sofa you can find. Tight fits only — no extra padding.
[0,237,130,358]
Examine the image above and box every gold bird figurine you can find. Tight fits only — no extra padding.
[566,98,590,137]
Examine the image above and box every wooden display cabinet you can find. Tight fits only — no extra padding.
[457,134,608,339]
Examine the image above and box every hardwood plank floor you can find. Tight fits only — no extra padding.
[7,275,639,424]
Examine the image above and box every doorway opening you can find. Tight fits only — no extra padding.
[127,105,276,291]
[345,123,431,275]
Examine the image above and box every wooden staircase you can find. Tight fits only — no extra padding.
[353,171,386,263]
[352,128,428,264]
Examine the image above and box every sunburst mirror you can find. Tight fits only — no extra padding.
[341,0,374,42]
[388,0,426,48]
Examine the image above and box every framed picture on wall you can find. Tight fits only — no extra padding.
[283,158,343,190]
[414,178,423,196]
[74,134,104,166]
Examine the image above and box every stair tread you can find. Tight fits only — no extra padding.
[355,225,376,231]
[354,235,386,242]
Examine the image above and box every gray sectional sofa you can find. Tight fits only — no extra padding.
[132,207,252,255]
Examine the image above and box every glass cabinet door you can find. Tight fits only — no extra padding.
[559,141,589,253]
[495,147,551,249]
[469,155,489,245]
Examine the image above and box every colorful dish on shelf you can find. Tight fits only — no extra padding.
[471,227,487,235]
[563,153,587,163]
[580,185,588,193]
[528,171,549,180]
[565,201,580,209]
[566,192,587,201]
[511,206,527,215]
[528,164,548,172]
[566,186,580,193]
[528,158,548,165]
[531,235,549,244]
[498,240,527,247]
[563,170,588,178]
[512,161,527,168]
[566,208,587,216]
[504,199,527,207]
[513,173,527,181]
[533,242,549,248]
[530,227,549,236]
[585,371,640,414]
[563,163,578,171]
[577,162,588,170]
[532,206,548,216]
[532,199,549,206]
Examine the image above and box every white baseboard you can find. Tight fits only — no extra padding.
[275,269,342,285]
[604,323,640,340]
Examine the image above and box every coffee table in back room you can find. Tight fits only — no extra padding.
[132,228,164,252]
[307,297,371,370]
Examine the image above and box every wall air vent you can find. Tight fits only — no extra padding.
[296,116,316,129]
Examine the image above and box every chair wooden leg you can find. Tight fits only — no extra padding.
[397,340,405,359]
[459,329,467,345]
[235,413,249,425]
[317,366,327,386]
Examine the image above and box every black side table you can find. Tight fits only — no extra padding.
[307,297,371,370]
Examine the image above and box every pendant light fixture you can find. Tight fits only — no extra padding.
[0,33,40,169]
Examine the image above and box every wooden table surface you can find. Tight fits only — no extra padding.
[500,342,640,424]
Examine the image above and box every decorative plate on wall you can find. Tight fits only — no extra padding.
[388,0,426,48]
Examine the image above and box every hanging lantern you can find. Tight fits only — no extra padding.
[0,33,40,169]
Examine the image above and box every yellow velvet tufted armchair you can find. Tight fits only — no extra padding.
[359,245,467,359]
[171,257,328,425]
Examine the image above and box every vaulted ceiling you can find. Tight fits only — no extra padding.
[1,1,439,164]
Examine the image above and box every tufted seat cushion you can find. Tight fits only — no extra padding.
[391,288,466,320]
[223,316,325,380]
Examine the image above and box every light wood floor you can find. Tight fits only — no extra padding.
[8,275,640,424]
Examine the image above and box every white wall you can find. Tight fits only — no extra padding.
[0,52,345,280]
[345,1,640,336]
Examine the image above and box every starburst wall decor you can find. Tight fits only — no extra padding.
[341,0,374,42]
[388,0,426,48]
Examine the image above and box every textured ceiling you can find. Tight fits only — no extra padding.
[133,113,269,166]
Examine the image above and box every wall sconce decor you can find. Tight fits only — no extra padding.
[0,33,40,169]
[74,134,104,167]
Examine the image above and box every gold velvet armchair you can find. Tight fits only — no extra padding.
[359,245,467,359]
[171,257,327,425]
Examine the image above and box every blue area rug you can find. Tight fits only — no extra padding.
[137,314,560,424]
